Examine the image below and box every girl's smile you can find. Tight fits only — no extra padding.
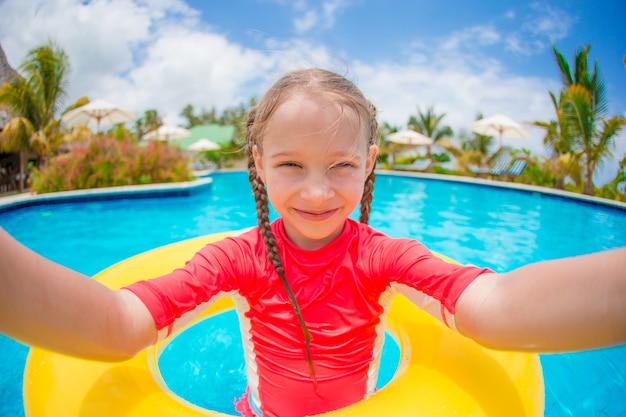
[292,207,340,222]
[253,93,377,250]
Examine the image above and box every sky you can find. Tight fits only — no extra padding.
[0,0,625,183]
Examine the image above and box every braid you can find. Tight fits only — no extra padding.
[359,100,379,225]
[246,107,318,388]
[359,170,375,224]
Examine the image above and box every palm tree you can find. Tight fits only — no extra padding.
[458,113,496,169]
[378,121,401,168]
[462,130,493,155]
[219,98,254,145]
[407,106,454,172]
[551,44,626,195]
[456,126,493,174]
[0,41,70,191]
[610,155,626,200]
[134,109,162,141]
[530,91,581,190]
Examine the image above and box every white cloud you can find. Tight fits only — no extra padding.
[118,28,274,123]
[291,0,308,11]
[525,2,575,43]
[434,4,575,58]
[294,10,318,34]
[291,0,349,34]
[322,0,346,27]
[502,3,576,55]
[440,26,501,51]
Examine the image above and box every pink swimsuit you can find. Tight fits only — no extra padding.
[125,219,489,417]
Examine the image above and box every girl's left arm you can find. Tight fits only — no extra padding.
[0,228,156,360]
[455,246,626,352]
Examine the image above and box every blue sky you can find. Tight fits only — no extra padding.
[0,0,624,182]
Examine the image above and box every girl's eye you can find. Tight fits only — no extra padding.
[278,162,301,168]
[332,162,354,169]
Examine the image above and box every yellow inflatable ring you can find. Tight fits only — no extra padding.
[24,231,544,416]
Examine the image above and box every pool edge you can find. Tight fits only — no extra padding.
[0,177,213,214]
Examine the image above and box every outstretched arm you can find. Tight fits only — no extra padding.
[0,228,156,361]
[456,246,626,352]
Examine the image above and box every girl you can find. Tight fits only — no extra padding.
[1,68,625,417]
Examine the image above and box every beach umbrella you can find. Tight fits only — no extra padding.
[142,124,191,141]
[188,138,220,151]
[61,99,136,132]
[386,130,433,146]
[470,113,530,151]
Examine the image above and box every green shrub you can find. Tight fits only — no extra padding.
[194,142,245,169]
[432,152,451,163]
[395,155,428,165]
[30,135,192,193]
[432,165,458,175]
[376,153,389,164]
[517,163,555,187]
[595,183,626,202]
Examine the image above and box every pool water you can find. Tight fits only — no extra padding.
[157,310,400,414]
[1,171,625,416]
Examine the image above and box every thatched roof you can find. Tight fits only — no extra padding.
[0,43,19,130]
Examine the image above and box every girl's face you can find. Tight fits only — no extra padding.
[253,93,378,250]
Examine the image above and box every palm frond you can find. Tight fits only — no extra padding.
[0,117,34,152]
[21,41,70,126]
[562,84,594,146]
[551,44,573,86]
[573,44,590,85]
[597,116,626,153]
[589,60,608,117]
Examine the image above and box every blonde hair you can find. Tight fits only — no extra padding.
[245,68,379,386]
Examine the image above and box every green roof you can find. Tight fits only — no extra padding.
[178,124,236,150]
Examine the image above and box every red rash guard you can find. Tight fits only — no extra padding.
[125,219,489,417]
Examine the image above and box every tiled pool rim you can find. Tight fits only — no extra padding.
[0,177,213,214]
[1,170,625,213]
[384,170,626,212]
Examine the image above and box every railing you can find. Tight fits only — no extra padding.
[0,174,20,194]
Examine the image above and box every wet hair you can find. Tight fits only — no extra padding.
[245,68,379,387]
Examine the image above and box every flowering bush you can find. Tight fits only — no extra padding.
[30,135,192,193]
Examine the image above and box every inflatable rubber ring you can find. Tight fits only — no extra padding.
[23,231,544,416]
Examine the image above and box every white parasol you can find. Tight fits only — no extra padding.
[386,130,434,146]
[470,113,530,151]
[61,99,136,132]
[188,138,221,151]
[142,124,191,141]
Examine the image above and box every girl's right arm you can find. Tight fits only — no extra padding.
[455,246,626,352]
[0,228,157,361]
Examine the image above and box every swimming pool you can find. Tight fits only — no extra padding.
[1,171,625,416]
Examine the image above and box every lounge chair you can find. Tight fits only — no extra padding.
[501,159,527,179]
[469,157,511,176]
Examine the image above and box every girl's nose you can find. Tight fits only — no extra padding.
[300,175,335,205]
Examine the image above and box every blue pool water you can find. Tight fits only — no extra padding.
[158,310,400,414]
[1,171,625,416]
